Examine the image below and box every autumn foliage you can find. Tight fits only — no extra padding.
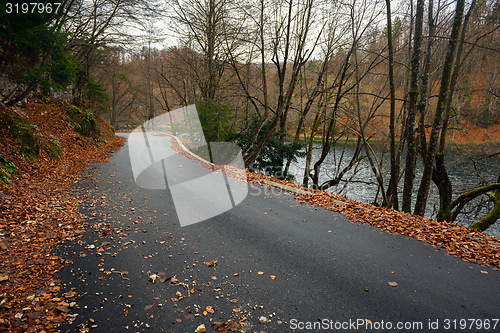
[0,98,124,332]
[247,173,500,269]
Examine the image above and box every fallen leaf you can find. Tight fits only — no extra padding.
[195,324,206,333]
[257,271,264,275]
[213,322,224,330]
[270,275,276,279]
[480,271,488,274]
[205,260,218,267]
[205,305,215,314]
[388,282,398,287]
[0,274,9,282]
[55,306,69,313]
[144,304,154,310]
[227,319,239,331]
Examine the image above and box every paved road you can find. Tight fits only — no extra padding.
[57,134,500,333]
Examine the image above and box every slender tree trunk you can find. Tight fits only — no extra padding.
[434,0,475,222]
[284,61,327,176]
[413,0,465,216]
[416,0,435,163]
[386,0,399,210]
[302,110,322,187]
[401,0,425,213]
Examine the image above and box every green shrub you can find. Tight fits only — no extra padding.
[0,157,17,185]
[46,140,62,159]
[6,114,41,159]
[65,106,100,139]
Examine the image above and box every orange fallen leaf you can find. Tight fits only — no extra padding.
[270,275,276,279]
[205,260,218,267]
[257,271,264,275]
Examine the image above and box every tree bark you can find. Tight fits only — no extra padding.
[469,190,500,231]
[385,0,399,210]
[414,0,465,216]
[434,0,475,222]
[401,0,425,213]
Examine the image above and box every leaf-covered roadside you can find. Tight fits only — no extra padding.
[168,132,500,269]
[247,173,500,269]
[0,98,125,332]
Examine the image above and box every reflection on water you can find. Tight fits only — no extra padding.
[288,143,500,238]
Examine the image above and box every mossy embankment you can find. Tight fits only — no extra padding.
[0,97,124,332]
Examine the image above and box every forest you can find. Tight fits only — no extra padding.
[1,0,500,232]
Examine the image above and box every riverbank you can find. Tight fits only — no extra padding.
[151,128,500,268]
[287,121,500,151]
[246,172,500,269]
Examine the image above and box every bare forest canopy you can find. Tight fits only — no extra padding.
[1,0,500,232]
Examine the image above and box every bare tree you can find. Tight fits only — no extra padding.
[413,0,466,216]
[401,0,425,213]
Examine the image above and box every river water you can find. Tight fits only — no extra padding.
[287,142,500,238]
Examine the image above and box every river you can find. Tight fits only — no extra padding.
[287,142,500,238]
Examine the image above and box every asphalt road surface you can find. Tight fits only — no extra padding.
[57,133,500,333]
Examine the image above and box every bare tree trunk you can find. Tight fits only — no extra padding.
[243,0,316,168]
[414,0,466,216]
[416,0,435,162]
[434,0,476,222]
[302,110,322,187]
[401,0,425,213]
[385,0,399,210]
[283,58,328,176]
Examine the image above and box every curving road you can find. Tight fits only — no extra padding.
[57,133,500,333]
